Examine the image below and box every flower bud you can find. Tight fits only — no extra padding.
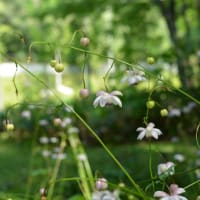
[146,100,155,109]
[79,88,90,98]
[95,178,108,191]
[53,118,62,126]
[6,123,15,131]
[80,37,90,47]
[55,63,64,72]
[50,59,57,68]
[160,109,168,117]
[147,57,155,64]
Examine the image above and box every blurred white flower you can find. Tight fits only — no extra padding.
[39,137,49,144]
[136,122,162,140]
[21,110,31,120]
[50,137,59,143]
[195,169,200,179]
[122,70,146,85]
[174,154,185,162]
[77,153,87,161]
[39,119,49,126]
[68,127,79,134]
[93,90,123,108]
[92,190,119,200]
[168,108,181,117]
[53,147,62,153]
[154,184,187,200]
[182,102,196,114]
[52,153,66,160]
[61,117,72,128]
[41,150,51,157]
[171,136,180,143]
[157,162,175,176]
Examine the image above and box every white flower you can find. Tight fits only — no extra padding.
[157,162,175,177]
[50,137,59,143]
[154,184,188,200]
[168,108,181,117]
[39,119,49,126]
[39,136,49,144]
[52,153,66,160]
[136,122,162,140]
[174,154,185,162]
[122,70,146,85]
[92,190,119,200]
[21,110,31,120]
[93,90,123,108]
[77,153,87,161]
[41,150,51,157]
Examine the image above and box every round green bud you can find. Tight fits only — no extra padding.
[147,57,155,64]
[50,59,57,68]
[54,63,64,72]
[160,109,168,117]
[146,100,155,109]
[6,123,15,131]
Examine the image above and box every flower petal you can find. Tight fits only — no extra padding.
[154,191,169,197]
[137,131,146,140]
[136,127,145,132]
[99,97,107,107]
[111,96,122,107]
[93,96,102,108]
[111,90,123,96]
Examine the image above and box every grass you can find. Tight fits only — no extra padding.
[0,137,199,199]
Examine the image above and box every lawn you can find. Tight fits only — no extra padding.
[0,137,199,199]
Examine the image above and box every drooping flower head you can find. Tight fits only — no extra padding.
[136,122,162,140]
[122,70,146,85]
[93,90,123,108]
[154,184,188,200]
[157,162,175,179]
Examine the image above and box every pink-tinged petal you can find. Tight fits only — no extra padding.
[136,127,145,132]
[96,91,107,96]
[154,191,169,197]
[174,188,185,195]
[137,131,146,140]
[111,90,123,96]
[169,184,185,195]
[93,96,102,108]
[111,96,122,107]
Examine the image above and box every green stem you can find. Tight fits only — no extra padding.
[148,141,155,192]
[184,179,200,190]
[47,134,66,200]
[103,60,115,92]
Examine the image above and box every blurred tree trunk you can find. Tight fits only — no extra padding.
[154,0,188,88]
